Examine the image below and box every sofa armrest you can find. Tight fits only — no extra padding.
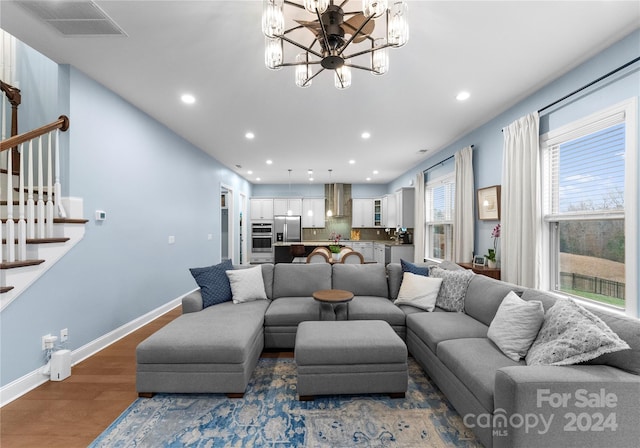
[491,365,640,448]
[182,290,204,313]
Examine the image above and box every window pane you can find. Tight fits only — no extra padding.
[428,224,452,260]
[557,219,625,308]
[557,124,625,213]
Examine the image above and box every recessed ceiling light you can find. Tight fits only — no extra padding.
[256,177,261,181]
[266,160,273,165]
[361,132,371,139]
[307,169,313,175]
[456,91,470,101]
[373,170,379,174]
[349,159,355,164]
[245,131,255,139]
[181,93,196,104]
[247,170,253,175]
[366,177,371,181]
[309,177,314,182]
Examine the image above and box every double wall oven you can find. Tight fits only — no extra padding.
[250,221,274,263]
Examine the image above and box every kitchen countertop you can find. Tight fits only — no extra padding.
[273,241,413,247]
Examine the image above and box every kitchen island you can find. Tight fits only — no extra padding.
[273,241,413,264]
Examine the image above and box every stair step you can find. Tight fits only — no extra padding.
[0,286,14,294]
[0,218,89,224]
[0,259,45,270]
[0,169,18,176]
[2,237,70,244]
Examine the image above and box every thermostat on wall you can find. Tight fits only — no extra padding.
[95,210,106,221]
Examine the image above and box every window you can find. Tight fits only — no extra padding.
[541,99,636,312]
[425,173,455,260]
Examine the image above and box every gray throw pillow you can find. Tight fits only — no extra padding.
[526,298,630,366]
[429,267,474,312]
[487,291,544,361]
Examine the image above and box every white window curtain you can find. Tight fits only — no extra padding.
[413,170,425,262]
[501,112,541,287]
[454,146,474,263]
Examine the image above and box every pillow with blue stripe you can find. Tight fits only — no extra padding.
[401,259,429,277]
[189,259,234,308]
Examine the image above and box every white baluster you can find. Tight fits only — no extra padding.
[17,142,26,260]
[37,136,45,238]
[6,145,14,262]
[54,129,66,219]
[26,139,35,239]
[46,132,54,237]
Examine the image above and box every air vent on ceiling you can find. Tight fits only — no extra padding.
[17,1,127,37]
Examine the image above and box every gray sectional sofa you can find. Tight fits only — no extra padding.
[136,261,640,448]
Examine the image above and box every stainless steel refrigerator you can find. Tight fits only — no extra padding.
[274,215,302,242]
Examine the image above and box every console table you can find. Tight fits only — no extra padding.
[457,262,501,280]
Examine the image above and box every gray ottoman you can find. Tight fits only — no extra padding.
[295,320,408,400]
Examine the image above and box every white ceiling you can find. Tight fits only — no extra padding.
[1,1,639,184]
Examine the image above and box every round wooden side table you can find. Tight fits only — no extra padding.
[312,289,354,320]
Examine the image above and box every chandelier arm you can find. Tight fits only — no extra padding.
[302,67,326,86]
[338,14,374,56]
[283,25,306,35]
[315,7,332,57]
[343,42,393,59]
[344,63,375,72]
[277,60,323,67]
[338,0,351,9]
[279,35,324,59]
[284,1,306,10]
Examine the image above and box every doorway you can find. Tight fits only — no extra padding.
[220,184,234,262]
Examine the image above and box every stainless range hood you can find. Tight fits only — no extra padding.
[325,183,350,217]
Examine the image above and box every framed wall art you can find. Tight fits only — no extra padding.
[477,185,501,220]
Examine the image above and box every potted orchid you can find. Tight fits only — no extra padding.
[328,232,342,254]
[485,223,500,268]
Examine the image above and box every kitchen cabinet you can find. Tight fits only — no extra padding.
[373,198,382,227]
[350,241,374,260]
[374,242,386,264]
[395,188,415,228]
[302,198,325,228]
[382,194,396,228]
[250,198,274,220]
[273,198,303,216]
[352,198,374,228]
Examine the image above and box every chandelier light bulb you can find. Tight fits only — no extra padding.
[372,38,389,75]
[265,37,283,70]
[304,0,329,14]
[363,0,388,18]
[295,53,313,87]
[334,65,352,90]
[388,1,409,47]
[262,0,284,38]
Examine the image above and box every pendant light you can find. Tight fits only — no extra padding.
[326,169,333,217]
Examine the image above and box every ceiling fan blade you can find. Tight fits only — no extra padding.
[295,19,323,37]
[344,13,375,43]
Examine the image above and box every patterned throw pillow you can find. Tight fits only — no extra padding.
[526,298,630,366]
[401,259,429,277]
[189,259,233,308]
[429,267,474,312]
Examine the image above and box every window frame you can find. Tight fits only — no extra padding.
[540,98,637,317]
[424,172,455,261]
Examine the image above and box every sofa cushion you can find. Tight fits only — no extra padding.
[520,288,558,311]
[264,297,320,326]
[226,266,268,303]
[189,259,233,308]
[406,312,488,353]
[394,272,442,312]
[438,338,523,412]
[487,291,544,361]
[338,296,406,326]
[465,274,526,326]
[526,298,630,367]
[272,263,331,298]
[136,300,268,364]
[429,267,474,312]
[332,263,389,297]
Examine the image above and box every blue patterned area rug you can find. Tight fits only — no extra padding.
[90,358,481,447]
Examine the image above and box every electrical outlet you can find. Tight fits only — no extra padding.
[42,334,51,350]
[168,235,175,244]
[60,328,68,342]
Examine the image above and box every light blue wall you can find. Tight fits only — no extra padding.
[0,54,252,386]
[252,183,388,198]
[389,30,639,315]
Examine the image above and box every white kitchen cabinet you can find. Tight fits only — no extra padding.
[382,194,397,228]
[302,198,325,228]
[374,243,386,264]
[389,244,414,264]
[351,241,374,260]
[395,188,415,228]
[273,198,303,216]
[250,198,274,220]
[352,198,374,228]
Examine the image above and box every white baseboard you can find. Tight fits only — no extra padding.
[0,290,194,408]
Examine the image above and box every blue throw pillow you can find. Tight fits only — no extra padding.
[401,259,429,277]
[189,259,233,308]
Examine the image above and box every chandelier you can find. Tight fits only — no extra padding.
[262,0,409,89]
